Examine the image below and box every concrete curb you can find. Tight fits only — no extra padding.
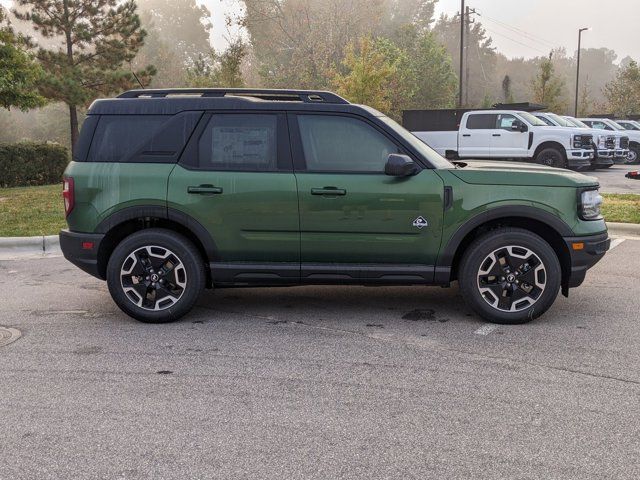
[0,235,61,258]
[607,222,640,238]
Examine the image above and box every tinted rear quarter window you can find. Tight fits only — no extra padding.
[88,115,168,162]
[466,114,498,129]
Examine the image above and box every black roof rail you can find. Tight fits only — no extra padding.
[117,88,350,104]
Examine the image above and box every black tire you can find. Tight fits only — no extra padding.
[107,228,205,323]
[535,147,567,169]
[458,228,561,325]
[627,145,640,164]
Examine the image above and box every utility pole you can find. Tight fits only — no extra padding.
[464,6,476,107]
[458,0,465,107]
[574,27,590,116]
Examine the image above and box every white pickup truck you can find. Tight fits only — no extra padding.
[413,110,594,170]
[578,118,637,164]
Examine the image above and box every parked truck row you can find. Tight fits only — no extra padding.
[404,107,640,170]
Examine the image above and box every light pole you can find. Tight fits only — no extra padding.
[574,27,590,116]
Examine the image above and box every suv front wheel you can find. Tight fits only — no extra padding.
[458,228,561,324]
[107,229,205,323]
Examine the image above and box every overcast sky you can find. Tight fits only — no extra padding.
[3,0,638,62]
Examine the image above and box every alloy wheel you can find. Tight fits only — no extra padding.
[476,245,547,312]
[120,245,187,311]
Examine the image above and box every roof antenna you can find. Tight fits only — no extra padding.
[132,71,145,89]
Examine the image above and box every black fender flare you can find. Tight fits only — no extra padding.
[95,205,219,261]
[437,205,574,267]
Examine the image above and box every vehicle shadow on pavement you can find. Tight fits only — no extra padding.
[191,284,477,328]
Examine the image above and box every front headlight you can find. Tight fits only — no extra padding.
[598,135,606,149]
[573,135,583,148]
[579,189,603,220]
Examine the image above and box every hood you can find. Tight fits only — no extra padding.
[449,160,600,188]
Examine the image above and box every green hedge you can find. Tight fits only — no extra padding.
[0,142,69,188]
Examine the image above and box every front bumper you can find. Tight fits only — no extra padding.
[59,230,106,279]
[566,149,593,169]
[614,150,630,164]
[562,231,610,292]
[592,150,614,167]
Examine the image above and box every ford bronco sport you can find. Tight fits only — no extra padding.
[60,89,610,325]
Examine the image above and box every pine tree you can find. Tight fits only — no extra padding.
[13,0,155,151]
[501,75,514,103]
[0,6,46,110]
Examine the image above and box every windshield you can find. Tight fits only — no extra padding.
[547,113,572,127]
[565,117,590,128]
[378,116,454,169]
[605,120,626,131]
[518,112,548,127]
[535,115,556,126]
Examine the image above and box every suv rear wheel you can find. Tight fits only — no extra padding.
[106,229,205,323]
[458,228,561,324]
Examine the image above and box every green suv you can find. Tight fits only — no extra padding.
[60,88,610,324]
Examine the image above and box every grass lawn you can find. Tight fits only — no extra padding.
[601,193,640,224]
[0,185,638,237]
[0,184,65,237]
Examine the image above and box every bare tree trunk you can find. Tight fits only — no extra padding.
[69,104,79,155]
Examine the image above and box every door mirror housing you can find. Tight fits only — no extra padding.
[512,120,528,133]
[385,154,418,177]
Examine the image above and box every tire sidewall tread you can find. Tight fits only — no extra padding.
[459,227,561,325]
[106,228,206,323]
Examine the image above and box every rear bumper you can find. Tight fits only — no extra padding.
[563,231,610,290]
[59,230,106,280]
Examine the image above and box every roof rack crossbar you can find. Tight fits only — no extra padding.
[117,88,350,104]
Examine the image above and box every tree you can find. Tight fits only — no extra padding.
[578,76,594,117]
[136,0,212,68]
[13,0,155,151]
[604,60,640,116]
[433,13,496,107]
[332,36,397,113]
[501,75,514,103]
[187,39,247,88]
[0,6,46,110]
[530,52,567,113]
[240,0,387,89]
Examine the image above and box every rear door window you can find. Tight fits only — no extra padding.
[197,114,279,171]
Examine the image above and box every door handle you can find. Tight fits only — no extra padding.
[188,185,223,195]
[311,187,347,196]
[462,134,471,137]
[492,134,502,137]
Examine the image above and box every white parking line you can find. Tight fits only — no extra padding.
[474,323,498,336]
[609,238,626,250]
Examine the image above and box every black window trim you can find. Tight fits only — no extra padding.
[178,110,294,173]
[287,111,424,174]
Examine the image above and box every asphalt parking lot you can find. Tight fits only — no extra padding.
[588,163,639,194]
[1,237,639,479]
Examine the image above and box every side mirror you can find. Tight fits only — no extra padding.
[385,154,417,177]
[512,120,527,133]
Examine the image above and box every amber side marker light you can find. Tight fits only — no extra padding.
[572,242,585,251]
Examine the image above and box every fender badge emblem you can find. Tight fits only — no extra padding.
[413,216,428,229]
